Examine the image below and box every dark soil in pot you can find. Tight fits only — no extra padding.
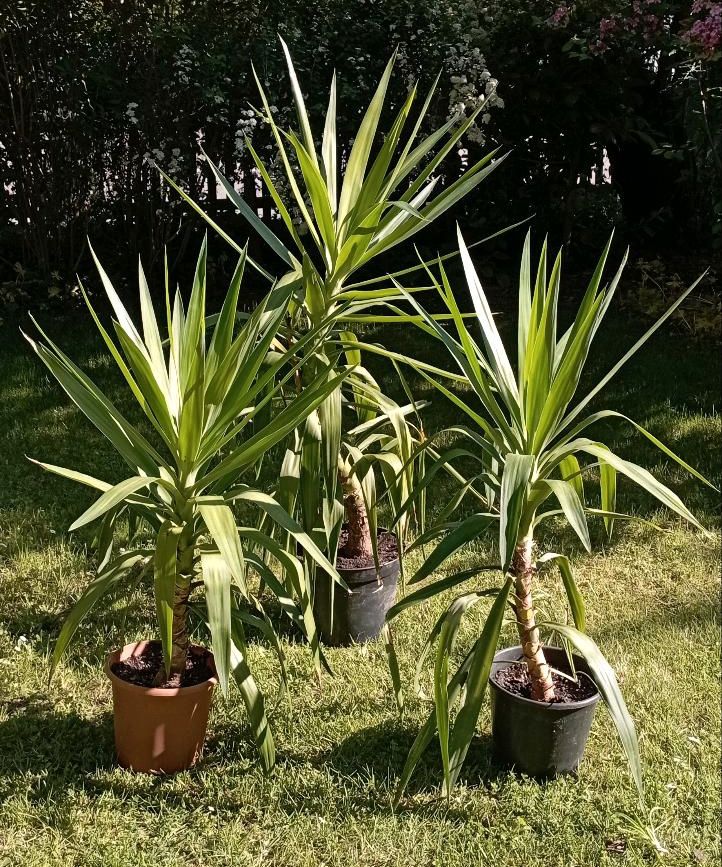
[111,641,214,689]
[335,527,398,569]
[313,526,400,647]
[489,646,600,777]
[494,663,597,703]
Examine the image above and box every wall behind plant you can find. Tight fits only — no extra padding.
[1,0,719,310]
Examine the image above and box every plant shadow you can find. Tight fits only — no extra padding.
[269,717,511,820]
[0,697,115,802]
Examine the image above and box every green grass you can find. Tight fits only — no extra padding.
[0,308,719,867]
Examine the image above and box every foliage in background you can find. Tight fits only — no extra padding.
[1,0,719,303]
[0,0,500,295]
[622,257,721,337]
[467,0,721,251]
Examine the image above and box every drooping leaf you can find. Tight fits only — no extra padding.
[202,551,232,697]
[541,622,644,801]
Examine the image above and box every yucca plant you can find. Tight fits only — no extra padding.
[161,41,505,578]
[24,239,348,768]
[388,228,714,800]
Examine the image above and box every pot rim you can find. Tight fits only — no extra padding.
[105,639,218,697]
[489,646,600,711]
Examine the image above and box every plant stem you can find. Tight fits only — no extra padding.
[339,465,372,560]
[512,537,556,701]
[154,534,194,686]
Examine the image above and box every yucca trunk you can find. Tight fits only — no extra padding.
[511,537,556,702]
[339,466,373,560]
[154,536,194,686]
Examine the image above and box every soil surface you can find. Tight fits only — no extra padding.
[336,528,398,570]
[111,642,214,689]
[493,662,597,704]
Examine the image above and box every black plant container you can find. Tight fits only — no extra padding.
[489,645,600,777]
[313,530,399,647]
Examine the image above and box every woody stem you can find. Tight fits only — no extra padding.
[512,536,556,702]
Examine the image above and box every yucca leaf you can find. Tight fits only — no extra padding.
[387,569,497,621]
[559,454,585,502]
[23,330,163,474]
[114,325,177,445]
[138,258,167,387]
[229,615,275,772]
[207,249,246,379]
[524,248,561,438]
[200,366,351,487]
[345,216,532,290]
[337,50,396,233]
[156,165,274,281]
[201,551,232,697]
[27,459,111,492]
[251,63,323,253]
[458,226,519,413]
[561,271,707,433]
[600,458,617,539]
[227,487,341,582]
[69,476,156,532]
[382,624,404,717]
[393,595,504,806]
[541,622,644,801]
[578,442,705,531]
[446,577,512,793]
[198,501,247,595]
[410,513,497,585]
[246,140,307,253]
[517,231,532,383]
[537,552,585,630]
[88,240,144,347]
[544,479,591,552]
[321,72,338,212]
[239,527,327,677]
[50,551,149,678]
[499,455,535,572]
[279,35,319,168]
[203,149,294,266]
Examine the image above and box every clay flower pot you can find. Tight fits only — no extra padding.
[104,640,217,774]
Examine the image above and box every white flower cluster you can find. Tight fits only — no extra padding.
[173,43,197,86]
[234,108,258,157]
[168,147,182,175]
[446,44,504,144]
[126,102,139,125]
[141,141,182,175]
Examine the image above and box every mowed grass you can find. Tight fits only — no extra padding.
[0,303,719,867]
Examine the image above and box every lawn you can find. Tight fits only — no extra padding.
[0,303,719,867]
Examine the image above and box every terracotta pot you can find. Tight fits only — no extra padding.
[104,640,217,774]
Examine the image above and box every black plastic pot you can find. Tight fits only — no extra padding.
[489,646,600,777]
[313,530,399,646]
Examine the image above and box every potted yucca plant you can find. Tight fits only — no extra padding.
[162,40,505,645]
[387,229,714,801]
[25,240,347,773]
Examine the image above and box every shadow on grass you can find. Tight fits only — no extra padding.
[0,698,115,799]
[264,717,510,820]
